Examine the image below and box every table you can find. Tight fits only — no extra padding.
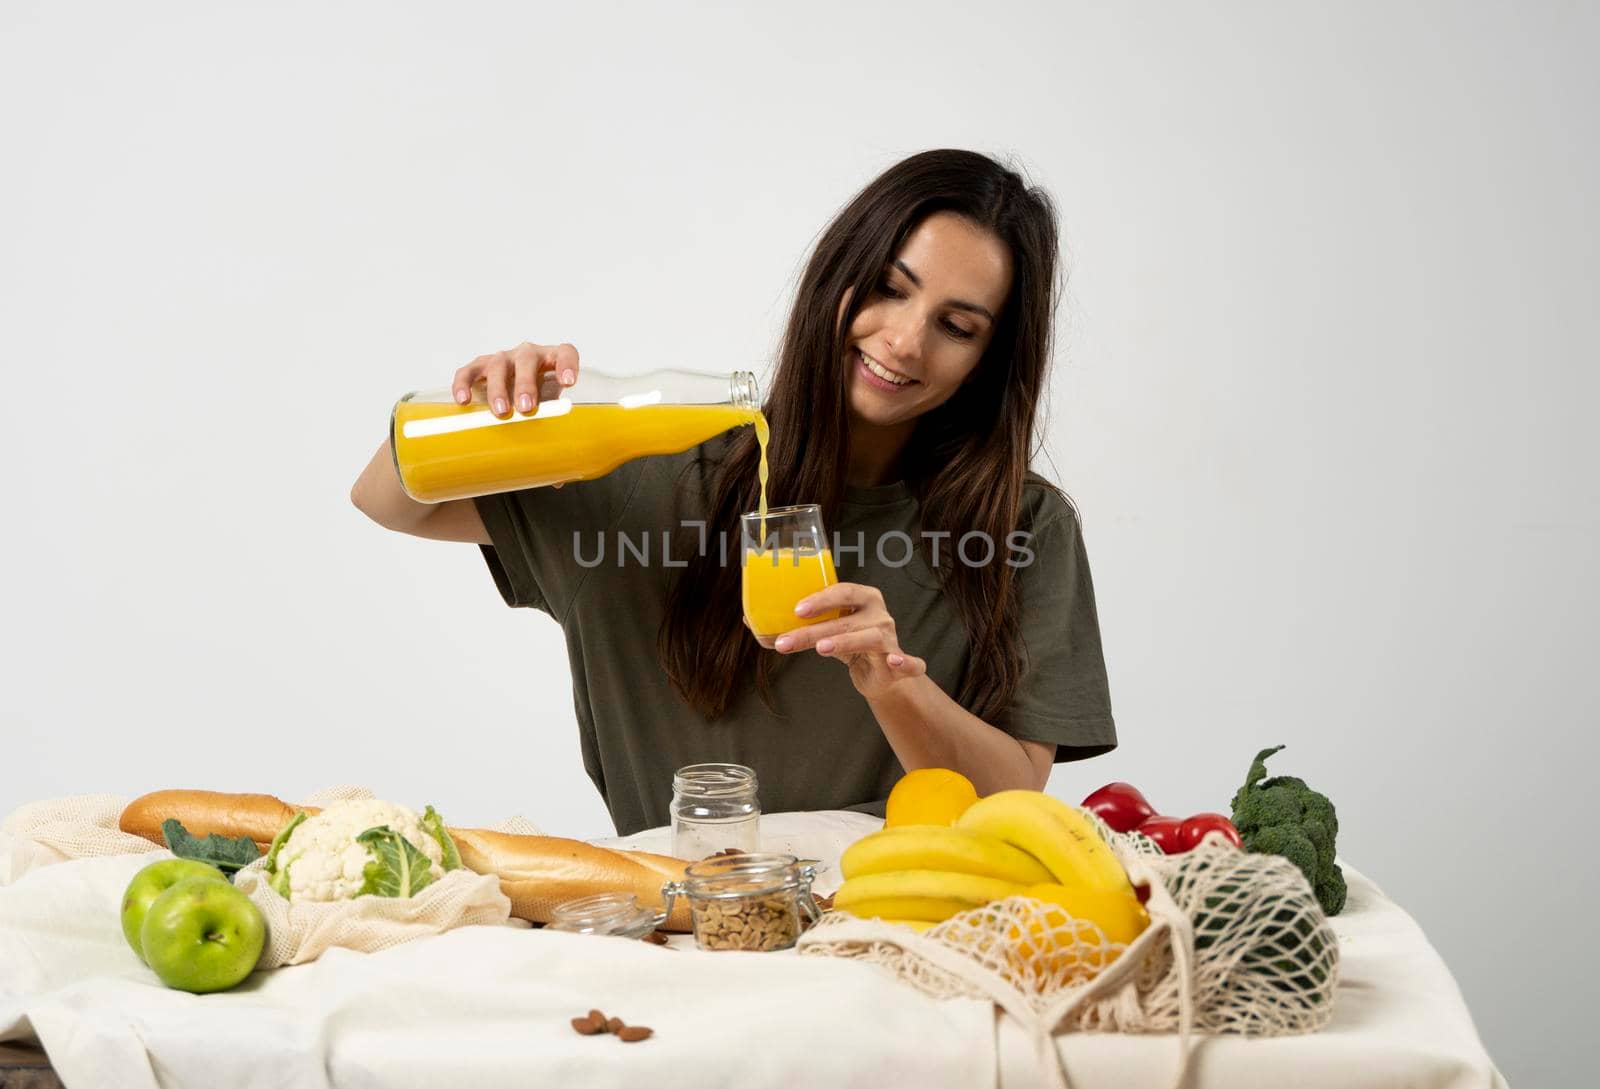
[0,809,1507,1088]
[0,1042,60,1089]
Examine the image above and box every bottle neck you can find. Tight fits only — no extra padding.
[730,371,759,410]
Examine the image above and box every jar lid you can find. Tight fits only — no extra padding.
[546,892,663,939]
[683,852,806,899]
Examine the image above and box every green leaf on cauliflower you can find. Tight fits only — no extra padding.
[421,806,461,872]
[161,818,261,876]
[356,825,438,898]
[264,811,308,899]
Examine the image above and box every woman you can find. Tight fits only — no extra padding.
[351,149,1115,836]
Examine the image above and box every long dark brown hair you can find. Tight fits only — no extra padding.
[659,148,1062,722]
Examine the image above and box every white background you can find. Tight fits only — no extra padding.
[2,2,1592,1083]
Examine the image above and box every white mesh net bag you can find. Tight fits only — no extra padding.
[1,787,531,964]
[797,822,1339,1089]
[0,786,395,876]
[1,794,164,876]
[224,786,530,965]
[232,855,522,968]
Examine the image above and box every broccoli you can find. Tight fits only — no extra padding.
[1230,745,1346,916]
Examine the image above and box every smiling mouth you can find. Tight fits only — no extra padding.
[855,348,919,388]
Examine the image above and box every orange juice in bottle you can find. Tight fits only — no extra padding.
[391,369,761,503]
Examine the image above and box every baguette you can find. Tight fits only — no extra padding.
[119,789,691,930]
[450,827,690,929]
[119,789,315,851]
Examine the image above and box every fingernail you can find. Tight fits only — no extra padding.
[518,393,533,412]
[774,636,791,652]
[888,654,904,667]
[561,369,576,385]
[794,602,811,616]
[454,388,469,404]
[493,397,508,415]
[817,639,834,654]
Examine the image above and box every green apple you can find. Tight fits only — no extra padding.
[140,877,266,993]
[120,859,229,961]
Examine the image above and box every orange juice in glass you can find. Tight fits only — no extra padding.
[741,505,843,648]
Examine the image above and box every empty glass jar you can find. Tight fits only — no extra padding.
[671,763,761,860]
[544,892,666,940]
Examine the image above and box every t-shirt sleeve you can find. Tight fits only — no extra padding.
[999,492,1117,763]
[471,461,647,620]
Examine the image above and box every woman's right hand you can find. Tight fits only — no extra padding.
[453,341,581,419]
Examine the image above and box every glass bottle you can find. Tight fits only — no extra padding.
[659,852,821,952]
[391,368,761,503]
[670,763,761,860]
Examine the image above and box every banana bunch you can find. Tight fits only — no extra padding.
[834,789,1149,946]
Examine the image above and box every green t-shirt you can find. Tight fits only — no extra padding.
[473,436,1116,835]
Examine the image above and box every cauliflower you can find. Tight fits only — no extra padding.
[264,799,461,901]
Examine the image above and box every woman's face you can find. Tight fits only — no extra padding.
[841,211,1013,433]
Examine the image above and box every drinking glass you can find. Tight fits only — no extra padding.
[740,504,842,648]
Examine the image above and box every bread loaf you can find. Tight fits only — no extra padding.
[450,827,690,929]
[119,789,315,850]
[119,789,690,930]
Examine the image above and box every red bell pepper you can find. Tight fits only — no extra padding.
[1134,815,1187,853]
[1178,812,1242,850]
[1081,782,1157,833]
[1082,783,1242,855]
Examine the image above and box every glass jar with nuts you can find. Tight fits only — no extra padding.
[659,852,821,952]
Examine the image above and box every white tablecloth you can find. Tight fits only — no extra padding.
[0,810,1507,1089]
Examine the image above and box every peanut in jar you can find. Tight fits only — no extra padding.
[660,853,821,952]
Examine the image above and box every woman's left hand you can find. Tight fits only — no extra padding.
[771,582,927,699]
